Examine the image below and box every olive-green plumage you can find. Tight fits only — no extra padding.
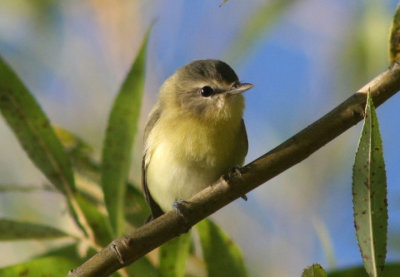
[142,59,253,219]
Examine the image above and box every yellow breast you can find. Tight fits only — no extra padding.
[147,113,244,170]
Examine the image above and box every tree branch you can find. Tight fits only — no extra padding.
[67,62,400,277]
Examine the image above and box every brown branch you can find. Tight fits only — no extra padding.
[67,62,400,277]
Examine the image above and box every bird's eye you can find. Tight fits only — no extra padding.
[200,86,214,97]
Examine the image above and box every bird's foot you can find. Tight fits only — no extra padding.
[222,166,247,201]
[222,166,242,182]
[172,200,192,232]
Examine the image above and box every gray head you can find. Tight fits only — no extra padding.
[160,59,253,121]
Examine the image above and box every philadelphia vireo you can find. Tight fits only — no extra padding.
[142,59,253,220]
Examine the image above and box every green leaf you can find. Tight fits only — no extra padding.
[0,55,75,195]
[36,243,82,259]
[224,0,297,64]
[328,263,400,277]
[313,218,336,269]
[101,28,150,237]
[196,219,247,277]
[0,185,54,193]
[74,195,113,247]
[124,183,151,228]
[54,126,100,181]
[338,1,390,96]
[0,219,69,241]
[0,256,79,276]
[389,4,400,63]
[126,257,158,277]
[302,264,327,277]
[352,93,387,277]
[159,233,191,277]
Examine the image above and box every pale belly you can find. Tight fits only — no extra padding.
[146,142,228,212]
[144,112,247,212]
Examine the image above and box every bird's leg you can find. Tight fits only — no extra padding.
[223,166,248,201]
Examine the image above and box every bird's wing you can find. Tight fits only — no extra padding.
[142,106,164,221]
[239,119,248,163]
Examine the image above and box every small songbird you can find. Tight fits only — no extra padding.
[142,59,253,220]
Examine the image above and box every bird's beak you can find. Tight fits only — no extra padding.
[226,82,254,95]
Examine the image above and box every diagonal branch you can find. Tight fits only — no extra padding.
[67,62,400,277]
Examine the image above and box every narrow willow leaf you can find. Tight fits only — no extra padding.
[352,93,387,277]
[75,195,113,247]
[126,257,158,277]
[54,126,99,179]
[302,264,327,277]
[55,126,149,231]
[0,184,54,193]
[328,263,400,277]
[0,219,68,241]
[159,233,191,277]
[196,219,247,277]
[0,55,75,195]
[37,243,81,258]
[389,4,400,63]
[224,0,297,64]
[313,217,336,269]
[101,28,150,237]
[0,256,79,276]
[124,183,150,228]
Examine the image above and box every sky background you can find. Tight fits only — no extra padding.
[0,0,399,276]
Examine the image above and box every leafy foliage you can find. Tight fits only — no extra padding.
[327,263,400,277]
[0,219,68,241]
[197,219,247,277]
[0,56,75,195]
[352,93,387,277]
[302,264,327,277]
[101,28,150,237]
[389,4,400,63]
[159,233,191,277]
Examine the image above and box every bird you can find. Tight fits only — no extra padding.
[142,59,253,220]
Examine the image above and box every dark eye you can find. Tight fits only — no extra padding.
[200,86,214,97]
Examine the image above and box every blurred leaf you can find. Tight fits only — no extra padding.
[0,256,79,276]
[219,0,228,7]
[0,184,54,193]
[328,263,400,277]
[196,219,247,277]
[339,1,390,93]
[126,256,158,277]
[101,27,150,237]
[54,125,150,233]
[33,243,124,276]
[389,4,400,63]
[74,195,112,247]
[125,183,150,228]
[0,55,75,195]
[0,219,69,241]
[224,0,297,64]
[36,242,81,259]
[352,93,387,277]
[55,126,150,230]
[159,233,191,277]
[302,264,327,277]
[54,126,100,182]
[313,218,336,269]
[54,126,105,206]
